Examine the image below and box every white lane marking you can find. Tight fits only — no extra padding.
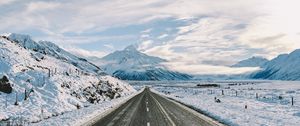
[147,107,149,112]
[150,94,176,126]
[147,122,150,126]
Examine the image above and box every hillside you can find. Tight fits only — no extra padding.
[251,49,300,80]
[0,33,135,123]
[232,56,268,68]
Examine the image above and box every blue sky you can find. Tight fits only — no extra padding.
[1,0,300,74]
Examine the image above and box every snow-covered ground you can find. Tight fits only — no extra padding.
[0,34,136,125]
[31,88,143,126]
[140,80,300,126]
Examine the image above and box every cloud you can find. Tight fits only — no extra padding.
[162,62,260,75]
[158,34,168,39]
[103,44,115,50]
[64,46,107,58]
[2,0,300,75]
[0,0,15,6]
[27,1,61,12]
[138,40,154,51]
[141,28,153,33]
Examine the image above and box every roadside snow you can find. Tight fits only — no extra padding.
[32,88,143,126]
[0,35,136,125]
[150,81,300,126]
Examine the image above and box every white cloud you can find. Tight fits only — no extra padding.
[2,0,300,75]
[162,62,260,75]
[238,0,300,58]
[141,28,153,33]
[145,17,248,64]
[64,46,107,58]
[138,40,154,51]
[0,0,15,6]
[103,44,114,50]
[27,1,61,12]
[158,34,168,39]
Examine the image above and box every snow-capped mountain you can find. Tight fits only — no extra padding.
[231,56,269,68]
[99,45,192,81]
[251,49,300,80]
[0,33,135,123]
[7,33,104,75]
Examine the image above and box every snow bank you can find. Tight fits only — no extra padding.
[32,88,143,126]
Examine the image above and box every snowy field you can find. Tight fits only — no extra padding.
[132,80,300,126]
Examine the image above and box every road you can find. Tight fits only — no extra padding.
[92,87,224,126]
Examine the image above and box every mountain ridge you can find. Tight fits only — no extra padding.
[251,49,300,80]
[98,45,192,81]
[232,56,269,68]
[0,33,135,122]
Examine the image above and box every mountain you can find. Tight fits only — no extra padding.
[251,49,300,80]
[7,33,104,75]
[99,45,192,81]
[0,33,135,122]
[232,56,269,68]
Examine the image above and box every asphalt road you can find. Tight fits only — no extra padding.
[92,87,224,126]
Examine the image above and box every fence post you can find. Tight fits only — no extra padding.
[14,93,18,105]
[48,69,51,77]
[24,89,27,100]
[222,90,224,95]
[292,96,294,106]
[5,94,8,108]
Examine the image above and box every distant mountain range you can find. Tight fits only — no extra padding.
[231,56,269,68]
[97,45,192,81]
[231,50,300,81]
[250,49,300,80]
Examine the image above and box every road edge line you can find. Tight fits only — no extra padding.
[149,92,176,126]
[80,88,145,126]
[151,90,226,126]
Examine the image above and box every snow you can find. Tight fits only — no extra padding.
[147,80,300,126]
[232,56,268,68]
[0,34,136,125]
[31,88,144,126]
[97,45,192,81]
[251,49,300,80]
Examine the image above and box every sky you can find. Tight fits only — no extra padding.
[1,0,300,75]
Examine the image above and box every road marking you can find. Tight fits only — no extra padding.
[150,93,176,126]
[147,107,149,112]
[147,122,150,126]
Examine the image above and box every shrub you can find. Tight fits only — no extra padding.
[0,76,13,94]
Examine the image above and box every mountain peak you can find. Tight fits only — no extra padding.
[97,45,192,81]
[124,45,138,52]
[232,56,268,68]
[7,33,33,41]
